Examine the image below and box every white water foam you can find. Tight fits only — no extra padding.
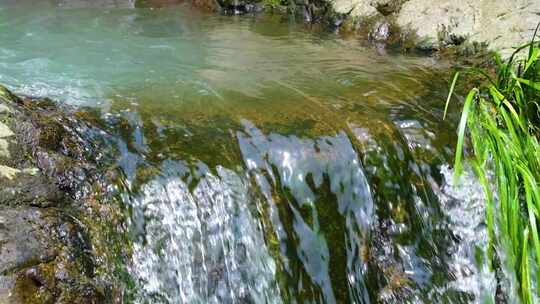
[435,165,497,303]
[128,162,281,303]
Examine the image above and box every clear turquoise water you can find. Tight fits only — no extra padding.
[0,1,498,303]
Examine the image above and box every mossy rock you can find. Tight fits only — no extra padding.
[0,85,125,303]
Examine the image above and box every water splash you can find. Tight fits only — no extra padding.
[128,160,281,303]
[436,165,497,303]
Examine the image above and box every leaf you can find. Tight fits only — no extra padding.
[516,77,540,90]
[453,88,477,180]
[524,47,539,73]
[444,72,460,120]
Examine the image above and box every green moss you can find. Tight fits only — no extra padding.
[262,0,282,9]
[13,271,55,304]
[0,85,19,104]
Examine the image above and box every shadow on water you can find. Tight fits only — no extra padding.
[0,2,496,303]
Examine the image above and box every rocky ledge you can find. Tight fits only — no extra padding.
[0,86,123,303]
[189,0,539,55]
[332,0,540,55]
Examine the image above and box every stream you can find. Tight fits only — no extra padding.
[0,1,498,303]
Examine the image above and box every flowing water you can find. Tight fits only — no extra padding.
[0,1,498,303]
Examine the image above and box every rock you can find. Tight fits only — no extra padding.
[332,0,540,55]
[370,20,390,41]
[333,0,376,17]
[0,85,123,303]
[0,139,10,159]
[0,169,62,207]
[192,0,220,11]
[218,0,264,15]
[0,208,57,277]
[0,207,57,303]
[0,104,11,114]
[0,123,14,139]
[370,0,406,16]
[0,207,107,303]
[0,165,20,180]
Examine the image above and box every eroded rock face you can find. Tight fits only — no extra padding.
[333,0,540,54]
[0,86,122,303]
[397,0,540,55]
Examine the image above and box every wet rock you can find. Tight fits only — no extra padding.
[0,207,107,303]
[370,20,390,41]
[0,208,57,303]
[217,0,265,15]
[293,0,337,24]
[35,151,90,196]
[0,169,62,207]
[0,85,121,303]
[0,208,57,276]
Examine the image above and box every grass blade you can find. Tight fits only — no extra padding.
[444,72,460,120]
[453,89,477,179]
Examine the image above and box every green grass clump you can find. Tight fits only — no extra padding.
[445,26,540,303]
[262,0,282,9]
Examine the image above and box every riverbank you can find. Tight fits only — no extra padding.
[180,0,540,56]
[333,0,540,56]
